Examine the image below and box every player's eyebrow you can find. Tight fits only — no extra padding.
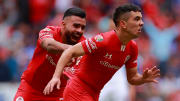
[73,23,86,30]
[134,16,142,20]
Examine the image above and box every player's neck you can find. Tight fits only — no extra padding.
[114,28,132,45]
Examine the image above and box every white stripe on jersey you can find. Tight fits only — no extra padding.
[88,38,97,50]
[39,35,53,40]
[85,40,92,53]
[39,32,53,38]
[121,45,126,52]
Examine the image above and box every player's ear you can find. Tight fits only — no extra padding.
[61,21,65,28]
[119,20,127,29]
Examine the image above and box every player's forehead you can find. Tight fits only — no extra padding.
[64,15,86,25]
[128,11,142,19]
[119,11,142,21]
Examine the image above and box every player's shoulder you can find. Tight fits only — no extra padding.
[99,30,116,43]
[96,30,114,40]
[130,40,137,45]
[129,40,138,50]
[41,26,61,32]
[101,30,114,36]
[39,26,61,37]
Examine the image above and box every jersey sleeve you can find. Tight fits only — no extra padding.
[125,42,138,68]
[38,26,56,44]
[81,34,104,54]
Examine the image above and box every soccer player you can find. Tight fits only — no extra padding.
[14,7,86,101]
[43,4,160,101]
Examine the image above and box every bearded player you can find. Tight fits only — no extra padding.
[14,7,86,101]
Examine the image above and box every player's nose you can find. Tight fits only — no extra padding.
[139,20,144,26]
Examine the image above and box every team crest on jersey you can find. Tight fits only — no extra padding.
[16,96,24,101]
[95,35,103,42]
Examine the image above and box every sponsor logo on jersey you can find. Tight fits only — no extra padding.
[100,61,120,69]
[59,98,64,101]
[16,96,24,101]
[95,35,103,42]
[46,54,75,67]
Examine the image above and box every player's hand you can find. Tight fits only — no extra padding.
[43,77,61,95]
[142,66,160,83]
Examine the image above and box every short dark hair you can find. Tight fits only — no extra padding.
[113,4,141,27]
[63,7,86,19]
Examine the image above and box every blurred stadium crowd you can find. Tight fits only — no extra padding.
[0,0,180,101]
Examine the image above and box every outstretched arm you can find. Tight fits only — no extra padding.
[43,42,85,95]
[41,38,71,53]
[39,26,72,53]
[126,66,160,85]
[53,42,85,78]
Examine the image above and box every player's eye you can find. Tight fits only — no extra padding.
[134,16,141,21]
[81,25,85,30]
[73,24,80,28]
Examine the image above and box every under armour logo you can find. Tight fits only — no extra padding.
[104,53,112,60]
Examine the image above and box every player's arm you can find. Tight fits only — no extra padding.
[39,26,71,53]
[53,42,85,78]
[126,66,160,85]
[43,42,85,95]
[41,38,71,53]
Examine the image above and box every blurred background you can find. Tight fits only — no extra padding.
[0,0,180,101]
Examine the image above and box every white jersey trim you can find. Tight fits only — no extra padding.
[85,40,92,53]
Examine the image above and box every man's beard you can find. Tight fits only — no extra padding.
[66,35,74,45]
[65,30,82,45]
[65,33,77,45]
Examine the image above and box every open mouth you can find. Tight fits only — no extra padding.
[138,28,142,32]
[71,34,81,42]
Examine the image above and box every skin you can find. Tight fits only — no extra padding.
[116,11,144,44]
[43,11,160,95]
[61,16,86,45]
[41,15,86,53]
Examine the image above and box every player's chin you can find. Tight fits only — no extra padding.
[134,32,141,37]
[131,33,139,38]
[70,37,79,45]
